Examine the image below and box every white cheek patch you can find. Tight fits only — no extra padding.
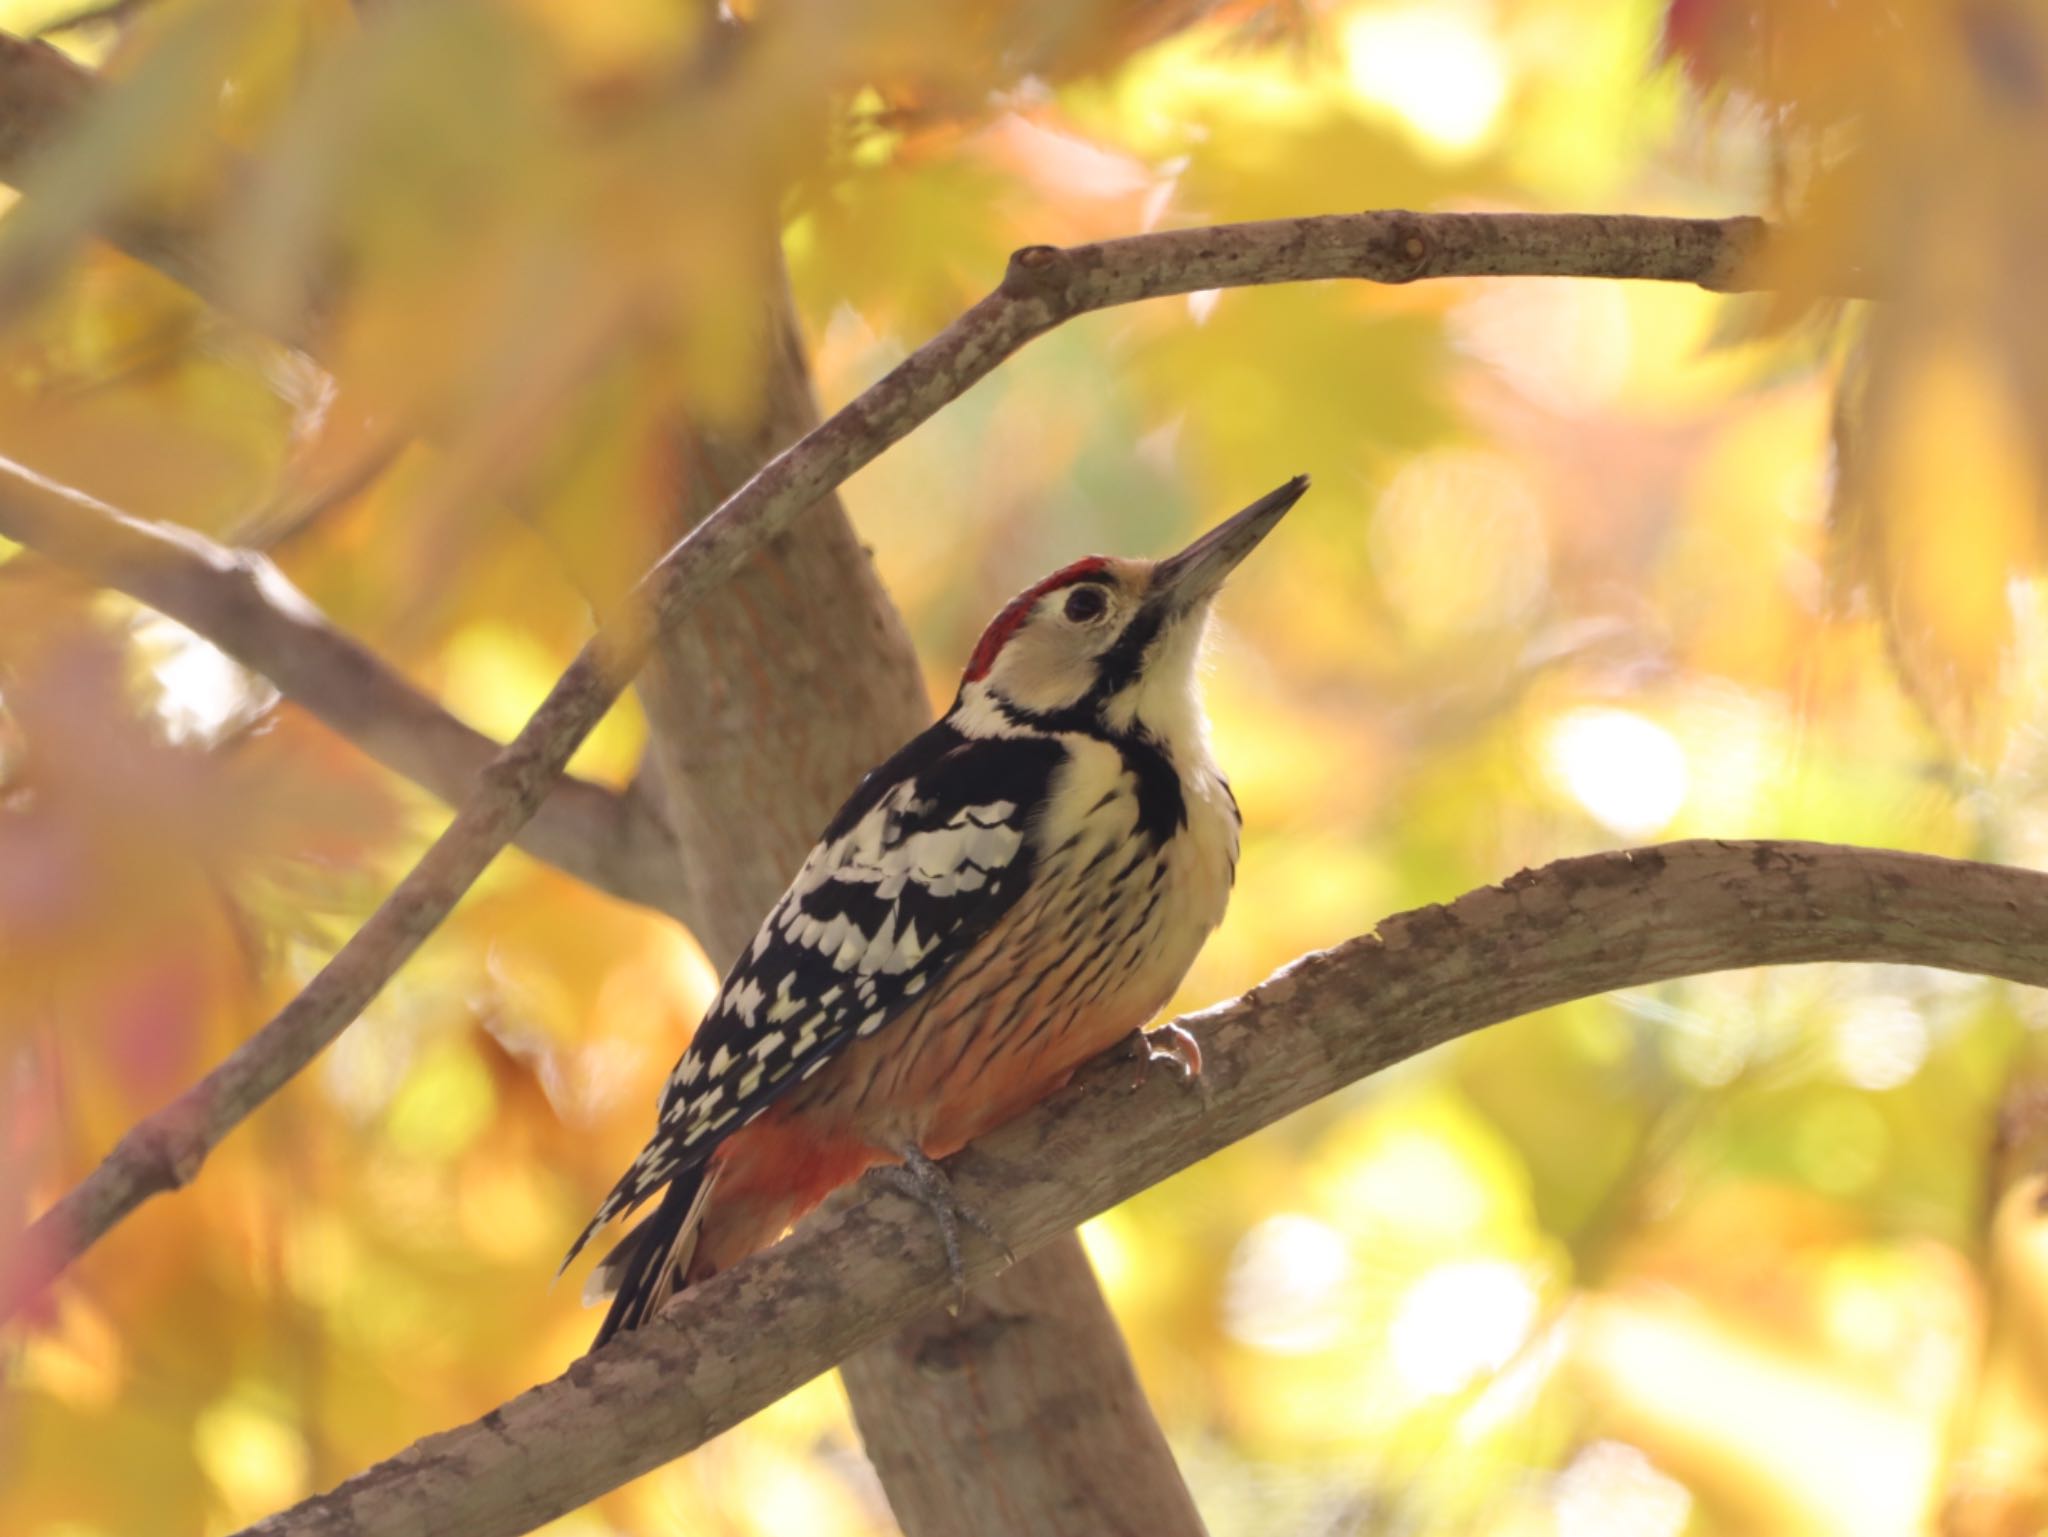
[981,612,1124,716]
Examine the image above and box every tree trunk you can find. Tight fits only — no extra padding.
[844,1234,1210,1537]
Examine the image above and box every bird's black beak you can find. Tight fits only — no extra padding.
[1149,475,1310,616]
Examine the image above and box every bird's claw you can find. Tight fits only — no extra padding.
[875,1144,1013,1314]
[1125,1022,1205,1093]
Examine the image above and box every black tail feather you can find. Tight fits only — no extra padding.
[590,1165,707,1348]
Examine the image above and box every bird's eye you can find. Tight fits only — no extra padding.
[1063,585,1109,624]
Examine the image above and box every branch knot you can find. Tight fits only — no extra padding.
[1000,243,1070,305]
[125,1106,210,1192]
[1381,211,1432,282]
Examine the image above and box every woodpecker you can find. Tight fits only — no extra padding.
[565,475,1309,1345]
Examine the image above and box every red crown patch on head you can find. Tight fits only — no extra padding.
[962,557,1111,682]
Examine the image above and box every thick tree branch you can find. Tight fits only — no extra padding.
[0,454,690,918]
[0,210,1790,1319]
[233,839,2048,1537]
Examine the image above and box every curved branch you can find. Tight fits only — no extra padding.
[232,840,2048,1537]
[1,209,1794,1318]
[0,453,690,919]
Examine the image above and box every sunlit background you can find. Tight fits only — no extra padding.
[4,0,2048,1532]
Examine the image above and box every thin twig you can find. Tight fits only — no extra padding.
[0,454,690,917]
[233,840,2048,1537]
[0,210,1787,1321]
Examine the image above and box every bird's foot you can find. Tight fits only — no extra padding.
[873,1144,1014,1314]
[1124,1022,1205,1093]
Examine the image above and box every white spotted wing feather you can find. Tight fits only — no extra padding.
[561,725,1063,1266]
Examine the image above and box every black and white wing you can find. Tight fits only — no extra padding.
[563,721,1064,1265]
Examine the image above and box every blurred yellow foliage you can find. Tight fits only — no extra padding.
[2,0,2047,1534]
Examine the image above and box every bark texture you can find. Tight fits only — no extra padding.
[844,1233,1210,1537]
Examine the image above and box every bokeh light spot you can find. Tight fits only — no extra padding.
[1553,1440,1692,1537]
[385,1042,497,1159]
[1832,996,1929,1091]
[193,1396,311,1519]
[1341,3,1510,157]
[140,615,263,743]
[1451,279,1633,411]
[1388,1259,1537,1395]
[1223,1212,1354,1355]
[1543,707,1688,837]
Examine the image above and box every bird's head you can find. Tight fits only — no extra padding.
[953,475,1308,744]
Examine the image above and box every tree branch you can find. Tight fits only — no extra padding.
[0,209,1791,1320]
[0,453,691,918]
[231,839,2048,1537]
